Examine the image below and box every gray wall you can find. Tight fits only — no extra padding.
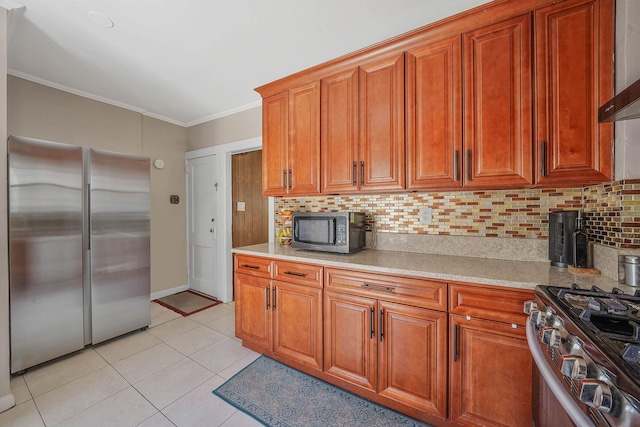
[1,8,13,415]
[187,106,261,151]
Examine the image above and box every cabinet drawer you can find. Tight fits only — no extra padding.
[274,260,323,288]
[449,283,533,325]
[325,268,447,311]
[234,254,272,278]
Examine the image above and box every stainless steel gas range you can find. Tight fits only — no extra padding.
[525,284,640,427]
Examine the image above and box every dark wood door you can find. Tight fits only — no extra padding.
[449,315,532,427]
[232,150,268,248]
[534,0,614,186]
[288,81,321,196]
[463,14,533,189]
[272,280,323,371]
[378,301,448,418]
[324,290,377,392]
[261,92,288,196]
[234,274,271,352]
[407,36,463,190]
[359,53,405,192]
[321,69,359,193]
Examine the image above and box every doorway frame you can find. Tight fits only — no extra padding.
[185,136,274,303]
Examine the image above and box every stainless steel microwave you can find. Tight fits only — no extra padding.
[291,212,366,254]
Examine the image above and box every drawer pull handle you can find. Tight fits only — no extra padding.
[361,283,394,293]
[284,271,307,277]
[241,264,260,270]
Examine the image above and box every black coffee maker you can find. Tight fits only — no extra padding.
[548,210,577,267]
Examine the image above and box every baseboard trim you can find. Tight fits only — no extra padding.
[150,284,189,301]
[0,392,15,414]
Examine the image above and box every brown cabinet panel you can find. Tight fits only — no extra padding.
[234,273,271,351]
[288,82,321,196]
[261,92,288,196]
[325,268,447,311]
[234,254,272,278]
[321,69,359,193]
[273,260,323,288]
[378,301,448,418]
[449,283,533,326]
[449,315,532,427]
[407,36,463,190]
[324,290,377,392]
[273,281,323,371]
[463,14,533,188]
[359,53,406,192]
[534,0,614,185]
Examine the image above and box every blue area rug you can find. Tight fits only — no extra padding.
[213,356,432,427]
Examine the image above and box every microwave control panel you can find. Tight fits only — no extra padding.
[335,217,347,245]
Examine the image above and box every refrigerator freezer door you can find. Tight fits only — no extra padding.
[89,149,150,344]
[8,136,85,373]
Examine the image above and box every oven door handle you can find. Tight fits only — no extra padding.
[526,320,595,427]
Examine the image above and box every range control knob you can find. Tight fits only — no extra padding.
[530,310,547,327]
[524,301,538,314]
[561,355,587,379]
[579,380,613,413]
[542,327,562,348]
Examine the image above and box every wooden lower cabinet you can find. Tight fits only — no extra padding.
[235,255,535,426]
[449,315,532,427]
[324,290,448,418]
[272,280,323,370]
[234,271,323,371]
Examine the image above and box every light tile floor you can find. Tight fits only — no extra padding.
[1,302,264,427]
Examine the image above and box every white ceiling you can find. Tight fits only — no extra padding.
[5,0,490,127]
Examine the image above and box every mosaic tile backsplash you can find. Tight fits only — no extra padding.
[275,180,640,249]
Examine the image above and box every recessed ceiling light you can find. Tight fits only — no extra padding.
[87,11,114,28]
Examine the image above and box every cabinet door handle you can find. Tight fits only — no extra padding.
[265,286,270,310]
[453,324,459,362]
[361,283,394,293]
[352,161,357,186]
[360,161,364,187]
[284,271,306,277]
[370,307,374,339]
[454,150,460,181]
[241,264,260,270]
[288,169,292,190]
[272,286,277,311]
[282,169,287,190]
[466,149,471,181]
[379,309,384,342]
[541,140,547,177]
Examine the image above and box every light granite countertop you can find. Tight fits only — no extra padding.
[232,243,637,294]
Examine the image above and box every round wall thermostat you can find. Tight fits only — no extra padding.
[153,159,165,169]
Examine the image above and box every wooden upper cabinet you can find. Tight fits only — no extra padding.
[262,92,288,196]
[321,69,359,193]
[359,53,406,192]
[261,82,320,196]
[463,14,533,189]
[289,82,321,196]
[534,0,614,186]
[406,36,463,190]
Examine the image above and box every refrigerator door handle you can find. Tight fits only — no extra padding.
[87,183,91,251]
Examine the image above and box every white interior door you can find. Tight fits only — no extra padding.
[187,155,221,298]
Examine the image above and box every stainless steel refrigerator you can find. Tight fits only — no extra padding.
[8,135,151,374]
